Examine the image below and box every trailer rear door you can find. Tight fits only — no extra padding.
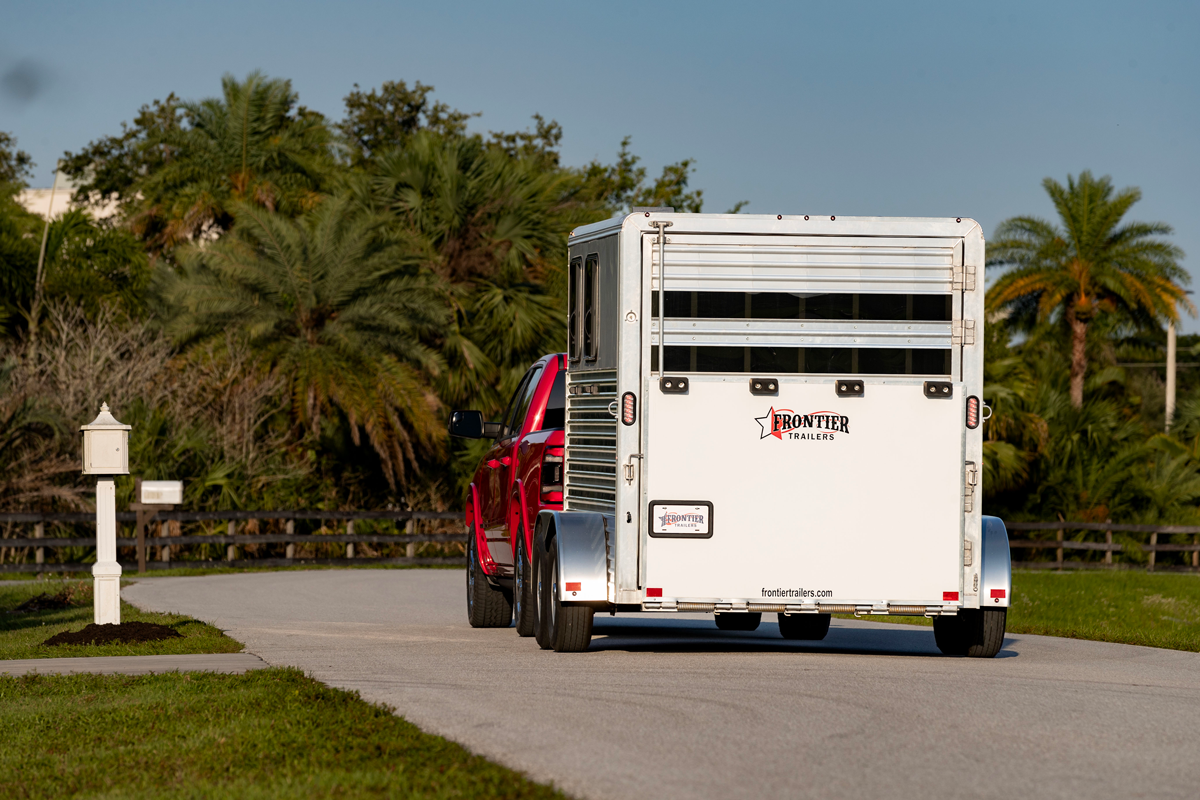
[640,231,966,604]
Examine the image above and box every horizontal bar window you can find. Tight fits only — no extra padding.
[651,346,951,375]
[651,292,951,322]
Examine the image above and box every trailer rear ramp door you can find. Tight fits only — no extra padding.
[643,380,962,603]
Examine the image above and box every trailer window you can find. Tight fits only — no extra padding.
[540,371,566,430]
[652,346,951,376]
[568,258,582,360]
[584,254,599,359]
[652,291,951,321]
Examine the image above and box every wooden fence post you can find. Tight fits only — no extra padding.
[1193,534,1198,570]
[1105,529,1113,566]
[1149,532,1157,572]
[227,520,236,562]
[406,516,416,559]
[346,519,355,559]
[1056,529,1064,570]
[34,521,44,567]
[159,519,169,563]
[285,520,294,559]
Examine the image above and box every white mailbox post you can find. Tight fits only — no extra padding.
[81,403,130,625]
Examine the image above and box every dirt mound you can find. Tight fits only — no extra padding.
[13,592,73,613]
[44,621,183,647]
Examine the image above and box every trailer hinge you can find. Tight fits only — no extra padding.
[963,540,973,567]
[964,461,978,513]
[951,319,976,346]
[952,262,977,292]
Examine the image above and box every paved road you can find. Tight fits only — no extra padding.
[125,570,1200,800]
[0,652,267,676]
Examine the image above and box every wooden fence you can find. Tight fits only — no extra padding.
[1007,521,1200,572]
[0,510,467,574]
[3,513,1198,574]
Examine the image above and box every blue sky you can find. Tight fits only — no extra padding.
[3,1,1197,328]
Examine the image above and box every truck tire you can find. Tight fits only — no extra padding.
[777,613,831,640]
[543,537,594,653]
[715,612,762,631]
[513,533,536,637]
[934,609,1006,657]
[466,528,512,628]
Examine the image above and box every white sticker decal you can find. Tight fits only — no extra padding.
[652,504,711,535]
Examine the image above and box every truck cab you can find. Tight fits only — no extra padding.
[449,353,566,631]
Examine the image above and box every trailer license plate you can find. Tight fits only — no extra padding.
[650,502,713,537]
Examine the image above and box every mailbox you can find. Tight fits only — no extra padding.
[81,403,131,476]
[140,480,183,504]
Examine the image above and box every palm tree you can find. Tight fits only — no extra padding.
[162,197,447,490]
[133,72,335,253]
[362,131,598,414]
[986,171,1190,408]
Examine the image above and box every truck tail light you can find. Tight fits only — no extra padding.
[541,448,564,498]
[622,392,636,426]
[966,396,980,429]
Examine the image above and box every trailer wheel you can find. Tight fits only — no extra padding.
[777,613,831,640]
[715,612,762,631]
[513,533,536,637]
[934,608,1007,657]
[466,527,512,628]
[544,537,594,653]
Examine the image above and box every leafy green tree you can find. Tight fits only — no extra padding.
[339,80,475,167]
[578,136,707,213]
[162,198,447,490]
[0,132,34,186]
[41,210,150,316]
[986,171,1190,408]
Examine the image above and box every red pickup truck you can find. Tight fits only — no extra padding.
[448,353,566,636]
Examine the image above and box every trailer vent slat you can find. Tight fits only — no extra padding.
[565,371,618,513]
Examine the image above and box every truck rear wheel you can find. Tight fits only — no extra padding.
[934,608,1006,658]
[715,612,762,631]
[542,537,593,652]
[513,533,536,637]
[466,527,512,628]
[777,613,831,640]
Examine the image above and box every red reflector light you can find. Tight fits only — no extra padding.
[622,392,637,426]
[990,589,1006,599]
[565,582,581,592]
[646,588,663,598]
[966,395,980,429]
[943,591,959,601]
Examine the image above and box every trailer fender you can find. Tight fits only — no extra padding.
[980,516,1012,608]
[535,510,610,604]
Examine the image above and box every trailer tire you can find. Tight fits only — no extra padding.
[934,608,1007,657]
[544,537,594,653]
[715,612,762,631]
[513,533,536,637]
[466,527,512,628]
[777,613,831,640]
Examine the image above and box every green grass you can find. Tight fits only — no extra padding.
[0,668,563,800]
[0,579,241,661]
[838,570,1200,652]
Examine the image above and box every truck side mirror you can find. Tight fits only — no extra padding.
[448,410,484,439]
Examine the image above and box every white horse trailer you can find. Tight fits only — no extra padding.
[533,211,1011,656]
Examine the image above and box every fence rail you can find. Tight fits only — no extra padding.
[3,514,1198,573]
[0,510,467,573]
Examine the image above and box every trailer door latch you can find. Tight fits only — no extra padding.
[624,454,643,484]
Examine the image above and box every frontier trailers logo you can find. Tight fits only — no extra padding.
[755,407,849,441]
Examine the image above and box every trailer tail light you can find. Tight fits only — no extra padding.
[943,591,959,602]
[622,392,636,426]
[966,396,980,429]
[646,588,663,598]
[541,448,564,498]
[565,582,581,592]
[990,589,1006,599]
